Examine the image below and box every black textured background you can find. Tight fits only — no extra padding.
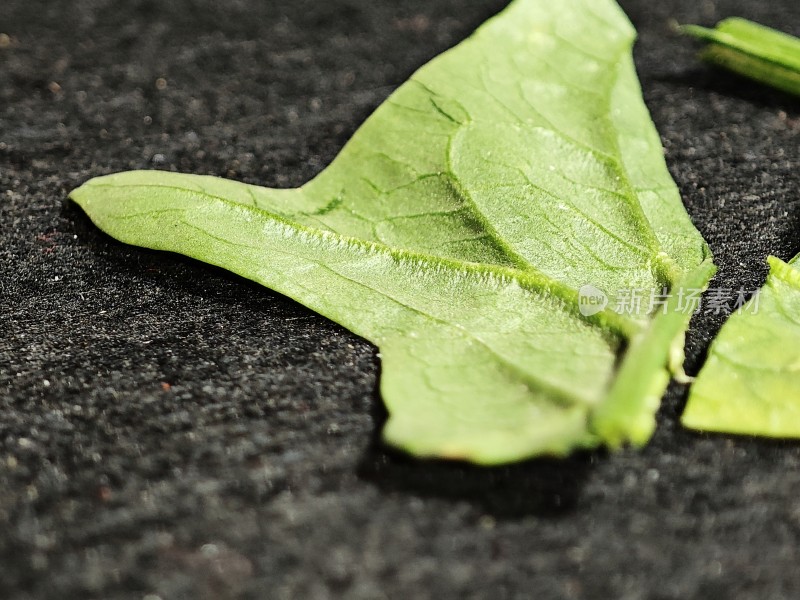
[2,1,800,598]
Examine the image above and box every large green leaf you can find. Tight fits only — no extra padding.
[70,0,714,464]
[683,256,800,437]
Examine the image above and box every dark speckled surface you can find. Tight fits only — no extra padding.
[1,1,800,598]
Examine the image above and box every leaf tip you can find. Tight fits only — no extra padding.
[68,180,94,211]
[678,23,715,41]
[667,19,683,35]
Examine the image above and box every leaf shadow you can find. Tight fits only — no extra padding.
[655,66,800,110]
[358,380,598,520]
[357,446,597,520]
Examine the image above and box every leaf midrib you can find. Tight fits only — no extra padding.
[87,180,643,340]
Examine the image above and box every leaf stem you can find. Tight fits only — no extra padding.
[590,258,717,447]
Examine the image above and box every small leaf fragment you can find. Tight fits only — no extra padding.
[683,256,800,438]
[681,18,800,97]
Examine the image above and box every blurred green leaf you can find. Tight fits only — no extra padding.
[682,18,800,97]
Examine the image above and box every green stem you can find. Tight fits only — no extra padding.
[590,258,717,447]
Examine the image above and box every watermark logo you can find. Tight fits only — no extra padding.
[578,284,608,317]
[577,285,760,317]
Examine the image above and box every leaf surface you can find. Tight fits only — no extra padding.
[71,0,714,464]
[681,18,800,97]
[683,256,800,437]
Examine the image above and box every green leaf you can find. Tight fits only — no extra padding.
[681,18,800,97]
[683,256,800,438]
[70,0,714,464]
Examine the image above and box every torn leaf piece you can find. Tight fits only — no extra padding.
[681,18,800,97]
[683,256,800,437]
[71,0,714,464]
